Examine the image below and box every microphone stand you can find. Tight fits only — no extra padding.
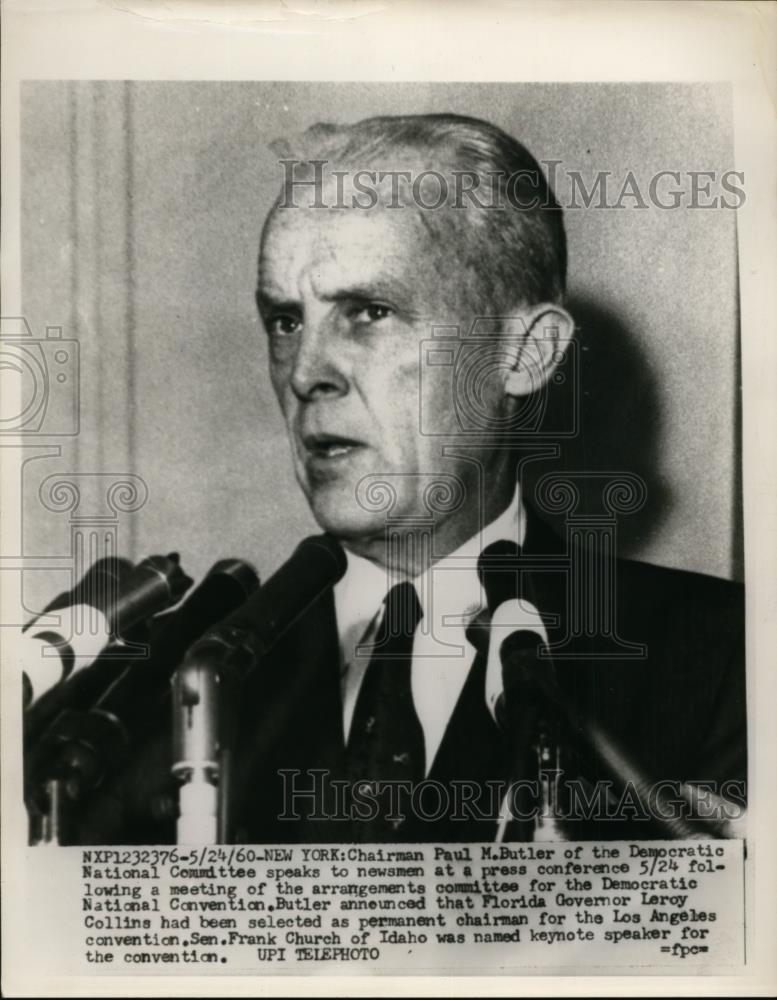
[497,630,736,841]
[494,673,566,844]
[530,720,567,843]
[171,630,255,845]
[170,534,347,846]
[26,708,128,846]
[24,554,194,845]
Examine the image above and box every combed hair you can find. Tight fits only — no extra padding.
[269,112,567,311]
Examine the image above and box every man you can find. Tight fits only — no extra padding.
[230,114,746,844]
[76,113,746,845]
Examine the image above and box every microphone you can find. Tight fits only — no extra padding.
[24,555,135,627]
[477,539,522,613]
[477,543,562,841]
[482,544,738,839]
[485,600,550,730]
[23,553,193,707]
[497,629,719,839]
[105,553,193,638]
[24,559,261,831]
[94,558,259,737]
[178,533,348,679]
[486,602,557,842]
[171,534,347,844]
[21,556,134,708]
[477,541,552,726]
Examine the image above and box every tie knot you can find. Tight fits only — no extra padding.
[379,581,423,642]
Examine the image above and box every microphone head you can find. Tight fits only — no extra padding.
[189,533,347,671]
[88,558,261,729]
[477,539,520,613]
[79,555,136,589]
[144,558,260,636]
[485,599,550,728]
[501,626,545,660]
[499,618,559,715]
[294,533,348,582]
[105,554,193,640]
[206,559,260,599]
[27,556,135,628]
[134,554,194,606]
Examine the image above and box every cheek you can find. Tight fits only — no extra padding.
[421,372,458,434]
[269,368,294,417]
[374,358,424,441]
[268,362,284,397]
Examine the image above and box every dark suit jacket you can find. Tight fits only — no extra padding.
[74,506,746,844]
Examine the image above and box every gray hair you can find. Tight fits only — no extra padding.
[269,112,567,312]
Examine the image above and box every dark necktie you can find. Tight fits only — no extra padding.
[346,581,424,839]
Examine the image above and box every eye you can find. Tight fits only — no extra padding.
[265,314,301,338]
[351,303,393,324]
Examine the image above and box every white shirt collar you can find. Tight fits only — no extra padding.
[335,483,526,771]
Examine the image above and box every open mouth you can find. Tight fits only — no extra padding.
[303,433,364,459]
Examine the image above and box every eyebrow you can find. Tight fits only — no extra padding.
[256,280,418,312]
[255,289,300,313]
[326,282,412,305]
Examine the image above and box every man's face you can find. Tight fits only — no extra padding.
[257,191,510,556]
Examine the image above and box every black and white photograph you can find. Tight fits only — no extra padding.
[2,1,775,995]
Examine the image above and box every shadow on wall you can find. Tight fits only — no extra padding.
[523,294,672,561]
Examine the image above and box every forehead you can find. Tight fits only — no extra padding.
[260,204,469,318]
[258,165,476,310]
[261,204,419,272]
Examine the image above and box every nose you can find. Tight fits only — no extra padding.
[289,316,348,402]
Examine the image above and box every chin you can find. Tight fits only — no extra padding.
[306,489,389,546]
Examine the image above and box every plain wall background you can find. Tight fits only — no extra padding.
[19,81,741,607]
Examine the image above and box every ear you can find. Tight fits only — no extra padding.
[502,304,575,398]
